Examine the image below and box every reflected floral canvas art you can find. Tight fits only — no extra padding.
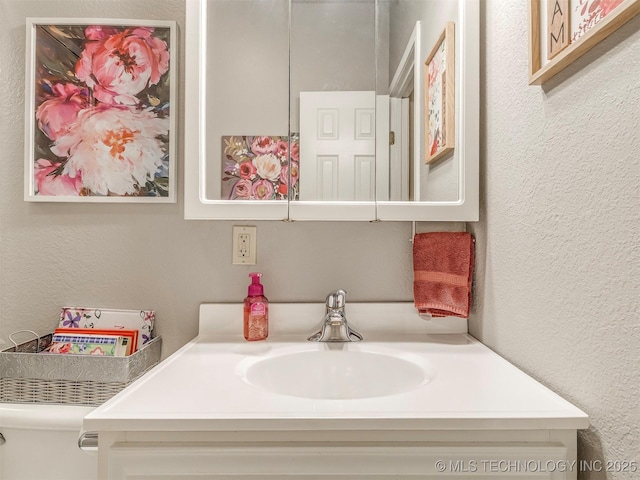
[221,135,300,201]
[25,20,176,201]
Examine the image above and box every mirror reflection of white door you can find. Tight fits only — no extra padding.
[389,96,410,201]
[300,91,376,201]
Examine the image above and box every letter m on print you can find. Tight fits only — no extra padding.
[547,0,569,59]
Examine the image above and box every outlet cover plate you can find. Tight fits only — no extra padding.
[232,226,257,265]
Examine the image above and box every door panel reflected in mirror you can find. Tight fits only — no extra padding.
[298,91,376,201]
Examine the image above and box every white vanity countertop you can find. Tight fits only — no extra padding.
[83,303,589,433]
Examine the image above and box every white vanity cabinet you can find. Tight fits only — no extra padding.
[84,304,588,480]
[99,430,578,479]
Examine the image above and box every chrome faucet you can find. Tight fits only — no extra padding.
[307,289,363,342]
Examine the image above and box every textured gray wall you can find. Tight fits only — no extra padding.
[469,1,639,477]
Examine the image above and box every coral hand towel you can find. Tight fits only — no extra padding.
[413,232,474,318]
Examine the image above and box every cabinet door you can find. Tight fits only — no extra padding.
[106,443,571,479]
[184,0,479,222]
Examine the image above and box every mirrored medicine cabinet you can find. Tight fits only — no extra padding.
[184,0,479,221]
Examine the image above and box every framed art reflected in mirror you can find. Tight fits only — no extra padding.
[424,22,455,165]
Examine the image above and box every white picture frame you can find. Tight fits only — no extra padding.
[24,18,177,202]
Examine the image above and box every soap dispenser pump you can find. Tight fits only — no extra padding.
[243,272,269,341]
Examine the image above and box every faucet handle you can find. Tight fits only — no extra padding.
[326,289,347,310]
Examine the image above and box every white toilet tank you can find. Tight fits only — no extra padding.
[0,403,97,480]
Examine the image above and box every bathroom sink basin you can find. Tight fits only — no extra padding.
[238,348,431,400]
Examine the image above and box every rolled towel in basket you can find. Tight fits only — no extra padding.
[413,231,474,318]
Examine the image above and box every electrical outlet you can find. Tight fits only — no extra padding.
[232,226,257,265]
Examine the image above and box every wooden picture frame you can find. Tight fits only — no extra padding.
[424,22,455,165]
[24,18,177,202]
[529,0,640,85]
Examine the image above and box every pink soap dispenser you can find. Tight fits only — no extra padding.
[244,272,269,341]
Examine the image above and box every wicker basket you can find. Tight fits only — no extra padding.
[0,333,161,406]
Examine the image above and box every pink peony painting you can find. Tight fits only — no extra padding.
[26,21,175,201]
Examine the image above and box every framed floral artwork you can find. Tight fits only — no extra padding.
[424,22,455,165]
[529,0,639,84]
[24,19,177,202]
[221,135,300,201]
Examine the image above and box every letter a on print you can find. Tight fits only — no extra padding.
[547,0,569,59]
